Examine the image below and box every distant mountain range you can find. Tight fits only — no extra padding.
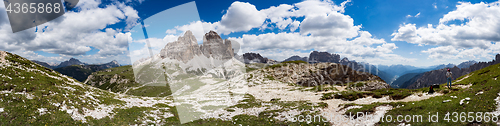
[380,60,477,88]
[393,55,499,89]
[280,51,392,83]
[31,58,120,82]
[32,58,88,69]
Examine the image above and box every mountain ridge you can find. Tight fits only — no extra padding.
[406,54,500,89]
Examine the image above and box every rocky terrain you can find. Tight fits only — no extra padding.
[0,51,179,125]
[261,62,389,90]
[407,54,500,89]
[2,49,500,125]
[284,52,393,84]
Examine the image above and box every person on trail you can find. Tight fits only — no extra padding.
[446,69,453,89]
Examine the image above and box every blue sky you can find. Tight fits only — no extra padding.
[1,0,500,67]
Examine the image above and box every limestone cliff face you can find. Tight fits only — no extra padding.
[160,31,201,63]
[200,31,234,60]
[159,30,234,63]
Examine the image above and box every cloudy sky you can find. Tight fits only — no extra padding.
[1,0,499,67]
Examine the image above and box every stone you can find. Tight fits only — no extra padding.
[0,51,7,63]
[443,100,451,103]
[476,91,483,95]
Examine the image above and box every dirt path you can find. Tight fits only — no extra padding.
[123,84,147,94]
[451,74,472,89]
[453,74,470,84]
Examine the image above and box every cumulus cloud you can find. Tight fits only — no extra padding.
[300,12,360,38]
[0,0,138,64]
[162,0,412,65]
[392,1,500,61]
[216,1,267,34]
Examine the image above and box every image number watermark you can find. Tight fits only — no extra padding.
[2,0,78,32]
[5,2,62,14]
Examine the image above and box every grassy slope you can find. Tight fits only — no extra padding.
[344,63,500,125]
[85,65,172,97]
[0,51,332,125]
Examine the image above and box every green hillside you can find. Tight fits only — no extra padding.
[347,63,500,125]
[0,51,331,125]
[84,65,173,97]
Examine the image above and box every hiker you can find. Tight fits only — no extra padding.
[446,69,453,89]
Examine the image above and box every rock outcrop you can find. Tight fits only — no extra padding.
[84,65,136,93]
[264,62,387,87]
[282,51,392,83]
[159,30,234,63]
[242,53,268,63]
[347,81,391,91]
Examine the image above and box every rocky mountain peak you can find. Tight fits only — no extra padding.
[242,53,267,63]
[57,58,85,68]
[204,30,222,41]
[200,31,234,60]
[177,30,197,44]
[106,60,120,67]
[159,30,234,63]
[308,51,340,63]
[69,58,80,62]
[283,55,308,62]
[340,57,349,63]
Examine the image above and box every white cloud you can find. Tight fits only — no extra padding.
[433,3,437,9]
[165,29,177,34]
[228,31,413,65]
[217,1,267,34]
[0,0,139,64]
[300,12,360,38]
[131,0,412,65]
[392,1,500,61]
